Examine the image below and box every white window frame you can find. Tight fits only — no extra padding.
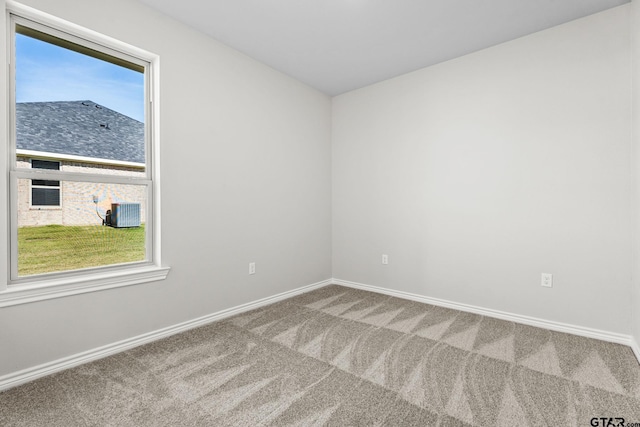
[30,159,61,209]
[0,1,169,307]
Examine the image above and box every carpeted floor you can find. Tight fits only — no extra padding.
[2,285,640,426]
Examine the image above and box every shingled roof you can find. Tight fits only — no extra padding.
[16,101,145,164]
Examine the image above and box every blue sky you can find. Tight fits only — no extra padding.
[16,33,145,122]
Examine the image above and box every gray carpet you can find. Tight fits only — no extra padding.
[2,285,640,426]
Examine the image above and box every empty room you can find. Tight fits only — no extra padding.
[1,0,640,425]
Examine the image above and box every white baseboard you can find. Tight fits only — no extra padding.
[333,278,639,356]
[0,278,332,392]
[3,277,637,392]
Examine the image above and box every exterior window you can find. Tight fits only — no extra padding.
[31,159,60,207]
[1,3,168,304]
[11,16,148,278]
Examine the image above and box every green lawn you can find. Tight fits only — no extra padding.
[18,224,146,276]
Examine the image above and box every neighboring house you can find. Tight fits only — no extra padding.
[16,100,146,227]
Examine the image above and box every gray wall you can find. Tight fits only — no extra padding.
[0,0,332,376]
[332,6,633,334]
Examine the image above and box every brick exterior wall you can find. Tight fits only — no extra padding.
[17,156,146,227]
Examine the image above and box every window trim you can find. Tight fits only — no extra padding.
[0,1,169,307]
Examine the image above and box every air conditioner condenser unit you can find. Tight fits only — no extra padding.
[108,203,141,228]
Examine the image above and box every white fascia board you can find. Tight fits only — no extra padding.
[17,149,145,169]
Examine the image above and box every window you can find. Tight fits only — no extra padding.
[1,4,168,306]
[31,159,60,207]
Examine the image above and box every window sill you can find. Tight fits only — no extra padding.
[0,265,170,307]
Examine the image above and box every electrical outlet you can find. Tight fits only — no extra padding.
[541,273,552,288]
[382,254,389,265]
[249,262,256,275]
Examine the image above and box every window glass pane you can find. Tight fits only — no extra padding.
[17,179,147,276]
[15,27,145,170]
[32,187,59,206]
[31,159,59,170]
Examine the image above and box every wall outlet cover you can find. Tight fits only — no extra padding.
[541,273,553,288]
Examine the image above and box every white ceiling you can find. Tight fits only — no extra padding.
[137,0,629,96]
